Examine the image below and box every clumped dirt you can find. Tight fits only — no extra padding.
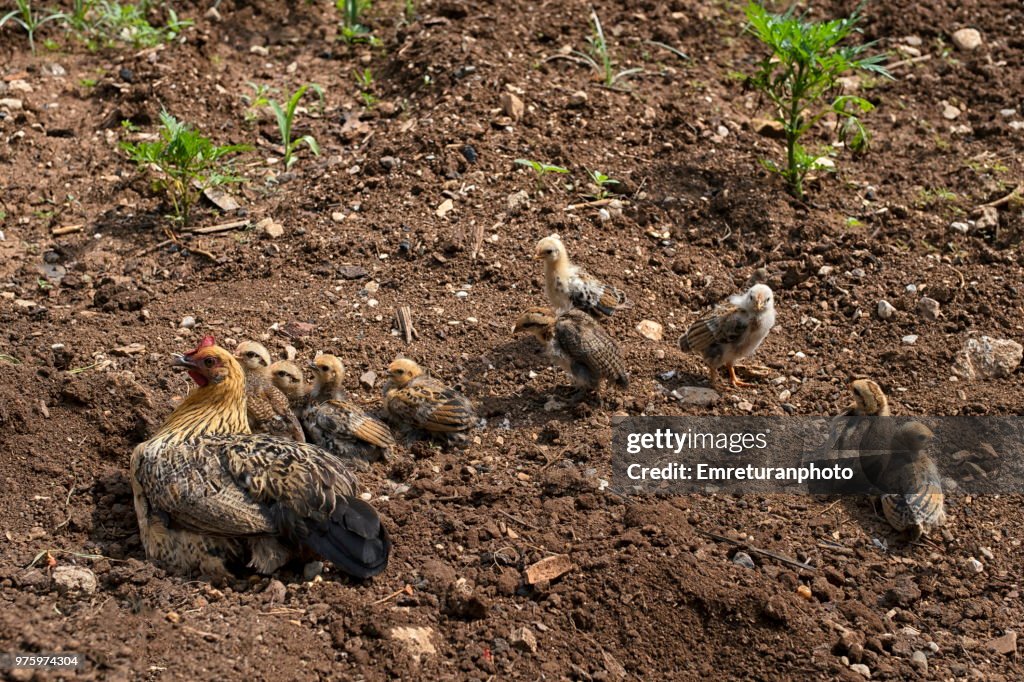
[1,0,1023,679]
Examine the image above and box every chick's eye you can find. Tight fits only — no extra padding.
[247,352,256,358]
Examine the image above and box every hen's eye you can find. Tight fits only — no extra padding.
[204,358,215,368]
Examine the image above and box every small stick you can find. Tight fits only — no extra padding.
[817,541,854,556]
[887,54,933,70]
[469,221,488,259]
[564,198,629,211]
[371,584,413,606]
[973,184,1022,212]
[185,219,250,235]
[52,224,84,236]
[698,529,817,572]
[498,509,540,531]
[136,238,174,257]
[395,306,417,343]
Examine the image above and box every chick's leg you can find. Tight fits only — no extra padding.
[728,365,752,388]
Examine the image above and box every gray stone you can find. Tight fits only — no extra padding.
[952,28,982,51]
[877,300,896,320]
[53,565,97,595]
[953,336,1023,380]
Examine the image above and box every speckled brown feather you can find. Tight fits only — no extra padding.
[304,399,396,466]
[243,371,306,442]
[552,309,629,390]
[384,375,476,434]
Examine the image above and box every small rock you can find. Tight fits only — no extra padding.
[524,554,573,584]
[303,561,324,581]
[952,28,982,51]
[166,611,180,623]
[43,63,66,76]
[796,584,813,601]
[950,221,969,234]
[849,663,872,678]
[543,397,565,412]
[507,190,530,216]
[953,336,1023,380]
[818,265,834,276]
[331,211,345,223]
[966,557,984,573]
[737,400,754,412]
[635,320,663,341]
[877,300,895,320]
[390,626,436,664]
[9,80,32,93]
[917,297,941,321]
[359,370,377,390]
[180,315,196,329]
[672,386,721,406]
[905,284,918,294]
[902,335,918,345]
[460,145,477,163]
[0,98,24,110]
[435,198,454,218]
[911,650,928,673]
[53,565,98,595]
[250,44,270,56]
[975,206,998,230]
[510,626,537,653]
[500,92,525,122]
[986,631,1017,656]
[337,265,368,280]
[942,104,961,120]
[257,217,284,239]
[979,546,994,561]
[732,552,755,570]
[379,155,398,171]
[264,579,287,603]
[204,6,222,20]
[568,90,588,108]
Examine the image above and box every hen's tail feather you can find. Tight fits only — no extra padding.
[283,498,391,579]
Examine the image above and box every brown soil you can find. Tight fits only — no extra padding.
[1,0,1022,679]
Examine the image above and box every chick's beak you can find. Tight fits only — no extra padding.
[754,295,766,312]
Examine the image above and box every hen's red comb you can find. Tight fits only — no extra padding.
[185,335,216,356]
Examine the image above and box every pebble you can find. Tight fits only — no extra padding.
[454,290,468,298]
[331,211,344,223]
[303,561,324,581]
[435,199,454,218]
[180,315,196,329]
[671,386,720,406]
[953,336,1023,380]
[950,221,969,234]
[917,297,941,321]
[257,217,284,239]
[779,389,791,401]
[905,284,917,293]
[942,104,961,120]
[975,206,998,230]
[568,90,588,108]
[986,631,1017,656]
[379,156,398,171]
[264,579,287,602]
[9,80,32,93]
[250,45,270,56]
[737,400,754,412]
[510,626,538,653]
[732,552,755,569]
[205,6,222,20]
[500,92,525,122]
[966,557,984,573]
[849,267,866,279]
[796,584,813,601]
[359,370,376,390]
[460,145,477,163]
[43,63,66,76]
[53,566,98,595]
[635,320,663,341]
[902,335,918,345]
[390,626,437,662]
[877,300,895,320]
[507,190,530,215]
[0,98,24,110]
[952,27,982,51]
[911,650,928,673]
[849,663,871,678]
[818,265,834,276]
[979,546,994,561]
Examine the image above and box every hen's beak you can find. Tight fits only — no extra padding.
[171,354,200,371]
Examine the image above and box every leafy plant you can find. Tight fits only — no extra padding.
[121,110,250,226]
[744,1,891,199]
[515,159,569,186]
[587,169,623,199]
[69,1,192,50]
[269,84,324,169]
[0,0,66,54]
[403,0,414,22]
[354,68,377,108]
[572,10,643,88]
[336,0,371,43]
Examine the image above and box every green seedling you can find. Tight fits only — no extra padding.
[121,110,250,226]
[120,118,139,132]
[337,0,371,42]
[0,0,66,54]
[403,0,414,22]
[586,169,623,199]
[354,68,377,108]
[241,81,274,124]
[744,1,891,199]
[515,159,569,187]
[71,1,192,50]
[269,84,324,169]
[572,10,643,88]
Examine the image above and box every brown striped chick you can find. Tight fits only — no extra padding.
[233,342,305,442]
[678,284,775,389]
[876,422,947,540]
[514,307,629,402]
[535,234,627,317]
[303,354,396,468]
[383,358,476,444]
[268,360,310,420]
